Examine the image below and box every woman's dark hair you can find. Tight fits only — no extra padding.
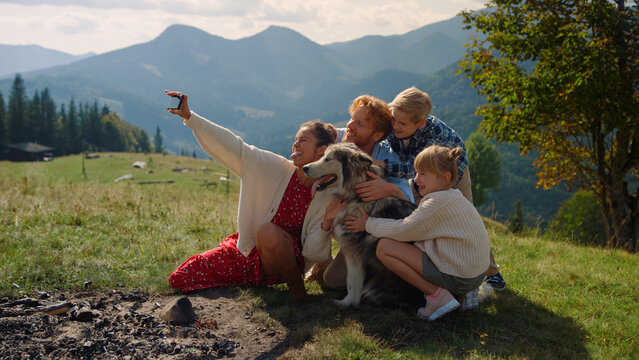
[300,120,338,147]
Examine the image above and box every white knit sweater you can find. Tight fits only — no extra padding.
[365,189,490,278]
[184,112,334,268]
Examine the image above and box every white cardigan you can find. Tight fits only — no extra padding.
[185,112,334,269]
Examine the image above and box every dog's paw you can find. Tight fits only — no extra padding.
[334,296,360,308]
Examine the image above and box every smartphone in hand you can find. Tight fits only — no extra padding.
[167,94,184,110]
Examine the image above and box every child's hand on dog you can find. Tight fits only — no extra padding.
[344,207,368,233]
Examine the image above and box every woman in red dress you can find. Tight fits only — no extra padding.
[166,90,337,301]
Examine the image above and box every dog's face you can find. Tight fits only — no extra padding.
[303,142,376,196]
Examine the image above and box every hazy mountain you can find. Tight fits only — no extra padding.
[0,44,94,78]
[0,14,571,224]
[0,18,473,152]
[326,16,471,75]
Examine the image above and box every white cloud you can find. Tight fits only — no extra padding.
[257,0,316,23]
[57,17,98,35]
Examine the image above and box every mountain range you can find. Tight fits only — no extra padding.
[0,15,471,150]
[0,14,571,223]
[0,44,94,78]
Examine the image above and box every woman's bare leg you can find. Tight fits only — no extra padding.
[256,223,307,301]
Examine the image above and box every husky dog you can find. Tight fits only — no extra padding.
[303,142,421,307]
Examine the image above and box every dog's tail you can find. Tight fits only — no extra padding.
[478,282,494,303]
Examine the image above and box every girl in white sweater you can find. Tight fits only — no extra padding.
[344,145,490,320]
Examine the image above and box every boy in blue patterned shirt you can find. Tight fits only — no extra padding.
[375,87,470,201]
[378,86,506,294]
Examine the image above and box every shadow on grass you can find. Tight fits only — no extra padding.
[246,286,590,359]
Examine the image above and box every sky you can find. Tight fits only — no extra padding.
[0,0,486,55]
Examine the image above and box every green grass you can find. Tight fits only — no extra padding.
[0,153,239,293]
[1,153,638,359]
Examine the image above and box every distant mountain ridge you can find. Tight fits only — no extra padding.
[0,44,94,78]
[326,16,469,75]
[0,19,473,153]
[0,15,572,225]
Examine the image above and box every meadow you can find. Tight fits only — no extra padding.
[1,153,637,359]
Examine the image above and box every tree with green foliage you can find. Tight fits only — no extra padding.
[508,199,525,234]
[30,90,42,144]
[460,1,638,251]
[466,132,501,206]
[80,101,102,148]
[98,112,152,153]
[135,129,152,153]
[8,74,28,144]
[65,99,80,154]
[56,104,68,154]
[154,126,164,153]
[40,88,56,148]
[548,191,606,247]
[1,74,159,157]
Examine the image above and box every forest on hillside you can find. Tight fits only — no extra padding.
[0,74,152,157]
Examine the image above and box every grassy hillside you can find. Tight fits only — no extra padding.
[0,153,240,293]
[1,154,637,359]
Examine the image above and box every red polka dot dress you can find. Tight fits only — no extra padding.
[168,172,313,291]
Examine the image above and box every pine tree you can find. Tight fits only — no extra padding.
[56,104,68,155]
[88,101,101,147]
[154,126,164,153]
[8,74,28,144]
[508,199,525,234]
[66,98,79,153]
[78,102,87,144]
[31,90,42,144]
[40,88,56,148]
[0,92,6,146]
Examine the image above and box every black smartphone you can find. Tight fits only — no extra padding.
[167,94,184,110]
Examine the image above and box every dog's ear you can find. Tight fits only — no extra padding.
[354,153,373,167]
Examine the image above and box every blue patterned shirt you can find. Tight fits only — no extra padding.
[383,115,468,185]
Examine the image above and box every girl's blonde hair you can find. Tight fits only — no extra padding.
[414,145,462,184]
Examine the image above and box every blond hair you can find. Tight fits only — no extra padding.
[390,86,433,125]
[414,145,462,185]
[348,95,393,141]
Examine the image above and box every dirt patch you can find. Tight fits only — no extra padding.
[0,288,285,359]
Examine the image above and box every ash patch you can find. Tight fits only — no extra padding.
[0,289,284,359]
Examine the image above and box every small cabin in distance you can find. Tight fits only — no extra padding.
[6,142,54,162]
